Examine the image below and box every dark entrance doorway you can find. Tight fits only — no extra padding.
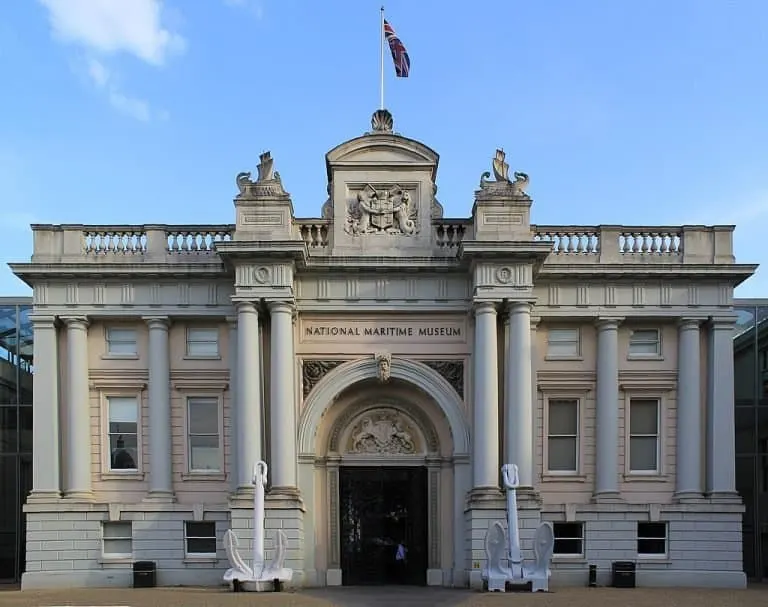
[339,466,428,586]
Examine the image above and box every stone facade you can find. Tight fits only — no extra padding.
[10,109,758,590]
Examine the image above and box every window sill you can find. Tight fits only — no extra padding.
[542,474,587,482]
[101,472,145,481]
[636,555,670,563]
[182,472,226,481]
[98,557,134,566]
[627,354,663,361]
[183,556,219,564]
[102,354,140,361]
[544,356,583,362]
[552,555,587,563]
[623,473,668,482]
[183,355,222,361]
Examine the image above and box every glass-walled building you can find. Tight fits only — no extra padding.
[734,299,768,581]
[0,297,33,584]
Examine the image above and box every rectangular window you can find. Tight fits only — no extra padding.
[547,399,579,473]
[637,522,667,556]
[546,328,580,358]
[628,329,661,357]
[187,398,221,472]
[629,398,660,473]
[186,327,219,357]
[553,522,584,556]
[107,396,139,471]
[102,521,132,558]
[106,327,137,356]
[184,521,217,557]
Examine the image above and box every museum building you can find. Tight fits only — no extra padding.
[8,109,759,589]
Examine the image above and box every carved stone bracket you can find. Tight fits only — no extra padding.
[302,360,344,398]
[420,360,464,398]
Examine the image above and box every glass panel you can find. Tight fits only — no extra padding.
[188,400,218,434]
[547,342,579,357]
[629,437,657,471]
[190,435,220,471]
[0,407,17,454]
[109,434,138,470]
[548,400,577,435]
[103,538,132,555]
[108,397,137,423]
[734,306,758,408]
[554,522,582,539]
[186,522,215,537]
[187,537,216,554]
[637,538,666,554]
[553,538,582,554]
[548,437,577,472]
[736,456,757,578]
[0,456,17,533]
[187,328,219,357]
[630,400,658,434]
[19,407,31,453]
[103,522,131,538]
[736,406,757,455]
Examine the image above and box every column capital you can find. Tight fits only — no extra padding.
[142,316,170,330]
[506,300,533,316]
[678,317,705,330]
[530,316,542,329]
[267,300,295,315]
[60,315,89,329]
[473,301,498,315]
[226,315,238,328]
[28,313,57,328]
[235,301,259,315]
[708,314,738,329]
[594,316,624,331]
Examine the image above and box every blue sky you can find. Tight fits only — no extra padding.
[1,0,767,296]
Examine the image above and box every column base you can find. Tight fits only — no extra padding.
[466,486,503,507]
[706,491,743,504]
[27,490,61,503]
[143,490,176,503]
[674,490,705,503]
[592,490,622,503]
[63,490,93,501]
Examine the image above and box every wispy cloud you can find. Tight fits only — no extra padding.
[37,0,184,120]
[223,0,264,19]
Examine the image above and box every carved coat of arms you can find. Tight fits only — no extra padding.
[345,184,418,236]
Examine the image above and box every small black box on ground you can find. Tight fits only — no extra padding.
[133,561,157,588]
[611,561,636,588]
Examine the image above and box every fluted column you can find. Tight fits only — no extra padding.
[594,317,621,499]
[472,302,500,490]
[145,317,173,501]
[235,302,262,492]
[706,316,737,497]
[227,315,238,492]
[676,318,703,498]
[63,316,91,499]
[269,301,298,492]
[505,302,534,487]
[28,315,60,500]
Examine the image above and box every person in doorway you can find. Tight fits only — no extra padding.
[394,539,408,584]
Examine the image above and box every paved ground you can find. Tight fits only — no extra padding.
[0,585,767,607]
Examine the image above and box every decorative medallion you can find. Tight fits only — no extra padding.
[347,409,416,455]
[496,266,513,284]
[420,360,464,397]
[252,266,271,284]
[302,360,344,398]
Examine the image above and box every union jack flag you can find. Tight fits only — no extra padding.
[384,19,410,78]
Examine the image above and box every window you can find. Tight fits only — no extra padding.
[546,399,579,473]
[637,522,667,557]
[184,521,217,557]
[553,522,584,557]
[187,398,221,472]
[186,327,219,357]
[628,329,661,357]
[107,396,139,471]
[546,328,580,358]
[106,327,137,356]
[102,521,132,558]
[628,398,660,473]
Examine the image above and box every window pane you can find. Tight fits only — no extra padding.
[638,522,666,538]
[547,342,579,357]
[631,329,659,343]
[187,341,219,357]
[630,400,658,434]
[553,522,582,539]
[103,522,131,538]
[548,437,577,471]
[554,538,583,554]
[108,341,137,355]
[548,328,578,343]
[108,329,136,342]
[109,433,138,470]
[630,437,658,471]
[549,400,577,435]
[629,341,659,355]
[104,538,132,555]
[186,522,215,537]
[637,538,666,554]
[189,400,218,434]
[190,435,221,471]
[109,398,137,423]
[188,328,218,342]
[187,537,217,554]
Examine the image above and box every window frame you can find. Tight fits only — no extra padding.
[545,327,581,360]
[100,391,144,480]
[184,521,218,558]
[625,394,664,477]
[544,396,581,476]
[102,521,133,559]
[636,521,668,559]
[552,521,585,558]
[184,395,225,478]
[104,326,139,358]
[627,328,662,359]
[185,326,220,359]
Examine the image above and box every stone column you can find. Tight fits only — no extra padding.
[227,315,238,492]
[144,317,173,501]
[706,316,737,497]
[235,301,262,492]
[594,317,621,499]
[62,316,91,499]
[676,318,703,498]
[28,314,60,500]
[268,301,298,492]
[472,302,500,490]
[505,302,534,487]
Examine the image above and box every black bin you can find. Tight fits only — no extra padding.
[611,561,636,588]
[133,561,157,588]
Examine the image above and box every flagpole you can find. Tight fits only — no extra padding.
[379,6,385,110]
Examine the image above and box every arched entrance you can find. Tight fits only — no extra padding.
[297,357,471,588]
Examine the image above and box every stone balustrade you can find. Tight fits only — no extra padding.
[29,222,735,265]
